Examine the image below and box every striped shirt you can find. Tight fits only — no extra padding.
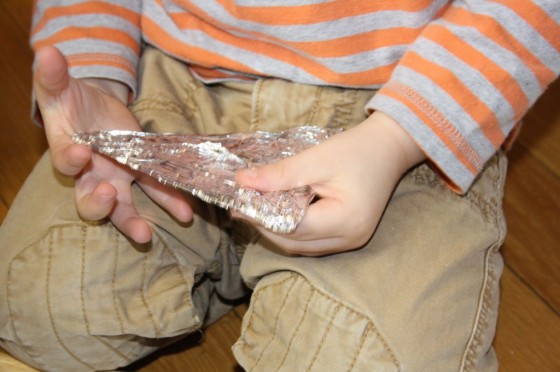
[31,0,560,192]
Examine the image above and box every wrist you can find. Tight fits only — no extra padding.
[82,78,130,105]
[361,111,426,174]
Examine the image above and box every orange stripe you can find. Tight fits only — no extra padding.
[381,81,481,175]
[443,6,556,89]
[422,24,529,123]
[207,0,436,25]
[171,9,422,58]
[400,51,505,147]
[66,53,136,78]
[145,11,395,86]
[32,27,140,54]
[32,1,139,36]
[490,0,560,52]
[142,17,259,76]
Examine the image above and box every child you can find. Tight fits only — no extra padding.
[0,1,558,370]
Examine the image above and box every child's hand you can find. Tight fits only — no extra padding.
[236,111,425,256]
[33,46,193,243]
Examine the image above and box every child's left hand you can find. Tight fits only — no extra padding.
[236,111,425,256]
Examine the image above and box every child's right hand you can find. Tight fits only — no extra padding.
[33,46,193,243]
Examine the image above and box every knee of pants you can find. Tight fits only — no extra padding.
[233,268,502,372]
[233,272,401,372]
[0,222,208,371]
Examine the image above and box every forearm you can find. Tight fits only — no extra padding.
[368,0,560,193]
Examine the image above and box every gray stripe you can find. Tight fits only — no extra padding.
[149,1,365,85]
[412,37,515,136]
[56,39,138,66]
[33,0,141,28]
[436,19,543,104]
[455,1,560,74]
[391,65,496,164]
[164,0,447,42]
[32,13,140,43]
[149,2,406,77]
[235,0,328,5]
[68,64,138,94]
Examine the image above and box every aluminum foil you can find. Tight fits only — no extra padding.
[72,126,341,233]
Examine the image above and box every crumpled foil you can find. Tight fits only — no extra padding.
[72,126,341,233]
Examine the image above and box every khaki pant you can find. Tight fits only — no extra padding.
[0,48,507,371]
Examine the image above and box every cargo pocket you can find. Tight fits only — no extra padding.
[233,272,400,372]
[5,223,205,371]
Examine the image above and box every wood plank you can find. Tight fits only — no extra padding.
[0,349,38,372]
[0,0,34,35]
[494,268,560,372]
[0,1,47,210]
[516,79,560,177]
[130,307,247,372]
[501,143,560,311]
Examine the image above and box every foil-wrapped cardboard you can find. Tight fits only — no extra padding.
[73,126,340,233]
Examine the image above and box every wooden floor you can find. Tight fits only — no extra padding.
[0,1,558,371]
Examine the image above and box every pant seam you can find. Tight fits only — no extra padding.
[112,228,126,334]
[332,89,358,129]
[307,303,341,371]
[141,247,160,338]
[6,255,43,370]
[248,274,299,371]
[80,225,91,336]
[347,322,373,371]
[250,79,265,132]
[276,289,316,371]
[305,87,324,125]
[46,227,95,370]
[460,156,506,371]
[460,246,501,371]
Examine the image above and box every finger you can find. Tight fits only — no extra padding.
[50,143,92,176]
[33,46,70,104]
[256,227,350,256]
[113,213,153,244]
[137,176,194,223]
[236,149,328,193]
[75,180,117,221]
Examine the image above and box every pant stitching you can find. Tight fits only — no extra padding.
[347,322,373,371]
[46,228,95,370]
[156,230,199,327]
[305,87,324,125]
[80,225,91,335]
[141,249,160,338]
[245,273,400,370]
[80,225,136,364]
[276,289,316,371]
[461,156,506,370]
[6,252,40,369]
[112,229,126,334]
[250,79,265,132]
[250,274,298,371]
[307,303,341,371]
[461,249,500,371]
[132,98,187,117]
[410,158,502,223]
[332,89,358,129]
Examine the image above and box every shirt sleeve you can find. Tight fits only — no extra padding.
[31,0,142,96]
[367,0,560,193]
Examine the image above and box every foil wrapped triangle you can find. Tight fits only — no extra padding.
[73,126,341,234]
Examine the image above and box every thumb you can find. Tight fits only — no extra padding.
[34,46,70,103]
[236,156,310,192]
